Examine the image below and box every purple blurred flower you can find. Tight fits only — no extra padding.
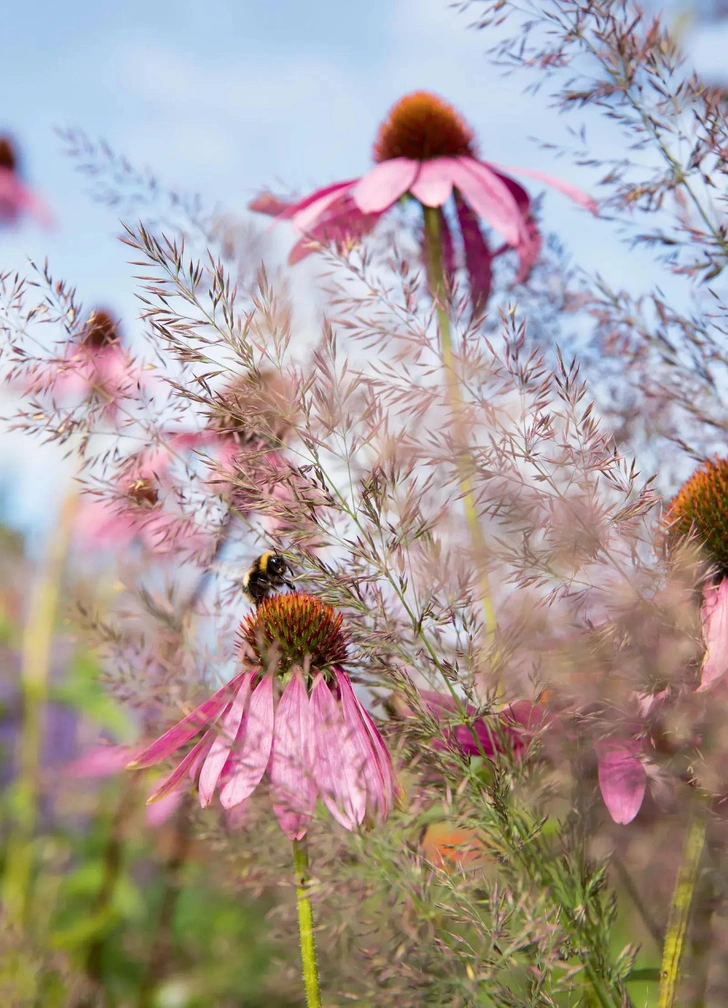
[594,739,647,825]
[129,593,395,840]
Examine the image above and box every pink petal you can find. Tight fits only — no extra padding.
[410,158,455,207]
[146,730,216,803]
[335,668,394,819]
[219,673,275,809]
[128,671,248,769]
[492,163,599,213]
[269,669,317,840]
[700,579,728,691]
[287,198,380,264]
[67,744,137,778]
[353,159,419,214]
[311,674,366,831]
[248,192,294,216]
[276,180,356,223]
[454,192,493,310]
[145,789,185,827]
[595,741,647,825]
[290,182,358,234]
[198,675,253,808]
[448,158,526,247]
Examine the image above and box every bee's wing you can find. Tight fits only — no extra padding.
[208,560,250,580]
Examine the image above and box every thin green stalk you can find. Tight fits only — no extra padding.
[3,490,77,928]
[292,837,322,1008]
[421,205,497,651]
[658,805,708,1008]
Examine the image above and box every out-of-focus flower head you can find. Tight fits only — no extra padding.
[667,458,728,690]
[72,445,209,556]
[129,591,396,840]
[0,134,52,229]
[250,91,597,307]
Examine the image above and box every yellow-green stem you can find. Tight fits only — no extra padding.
[3,490,77,927]
[292,837,322,1008]
[658,804,708,1008]
[422,205,497,650]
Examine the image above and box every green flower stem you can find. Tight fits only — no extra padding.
[658,804,708,1008]
[292,837,322,1008]
[421,205,497,652]
[3,490,77,928]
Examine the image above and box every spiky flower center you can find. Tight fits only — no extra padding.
[127,478,159,507]
[667,457,728,573]
[81,310,120,349]
[0,138,16,173]
[373,91,476,163]
[239,592,349,673]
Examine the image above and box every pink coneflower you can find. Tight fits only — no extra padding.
[666,456,728,691]
[128,592,395,840]
[50,309,143,406]
[250,91,597,305]
[0,136,52,229]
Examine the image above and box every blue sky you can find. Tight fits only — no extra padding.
[1,0,725,535]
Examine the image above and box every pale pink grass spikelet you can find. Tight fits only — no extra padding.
[128,592,396,840]
[250,91,597,305]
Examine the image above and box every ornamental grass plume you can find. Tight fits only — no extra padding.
[250,90,597,305]
[667,456,728,690]
[128,591,395,840]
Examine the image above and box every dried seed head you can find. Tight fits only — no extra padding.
[126,478,159,507]
[209,369,294,447]
[80,309,120,349]
[666,457,728,573]
[239,591,349,672]
[0,137,17,173]
[373,91,476,163]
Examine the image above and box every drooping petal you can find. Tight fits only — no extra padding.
[219,673,275,809]
[700,578,728,691]
[270,668,317,840]
[454,192,493,310]
[198,675,253,808]
[290,183,358,234]
[513,215,543,285]
[311,674,366,831]
[288,198,381,264]
[595,741,647,825]
[492,163,599,213]
[353,158,419,214]
[248,192,294,216]
[447,158,526,247]
[146,729,216,804]
[335,668,394,819]
[410,157,455,207]
[128,670,248,769]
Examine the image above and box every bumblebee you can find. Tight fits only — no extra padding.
[242,552,294,607]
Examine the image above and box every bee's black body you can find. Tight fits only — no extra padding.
[242,552,293,606]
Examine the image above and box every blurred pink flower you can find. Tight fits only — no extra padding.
[67,743,185,827]
[251,91,597,305]
[129,593,396,840]
[700,578,728,691]
[0,136,52,229]
[73,445,209,555]
[26,309,147,414]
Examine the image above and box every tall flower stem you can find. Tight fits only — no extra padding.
[3,489,77,928]
[658,803,708,1008]
[422,205,497,651]
[292,837,322,1008]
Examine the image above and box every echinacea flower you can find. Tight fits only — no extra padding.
[0,135,52,229]
[251,91,597,306]
[25,308,146,419]
[128,592,395,840]
[667,456,728,690]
